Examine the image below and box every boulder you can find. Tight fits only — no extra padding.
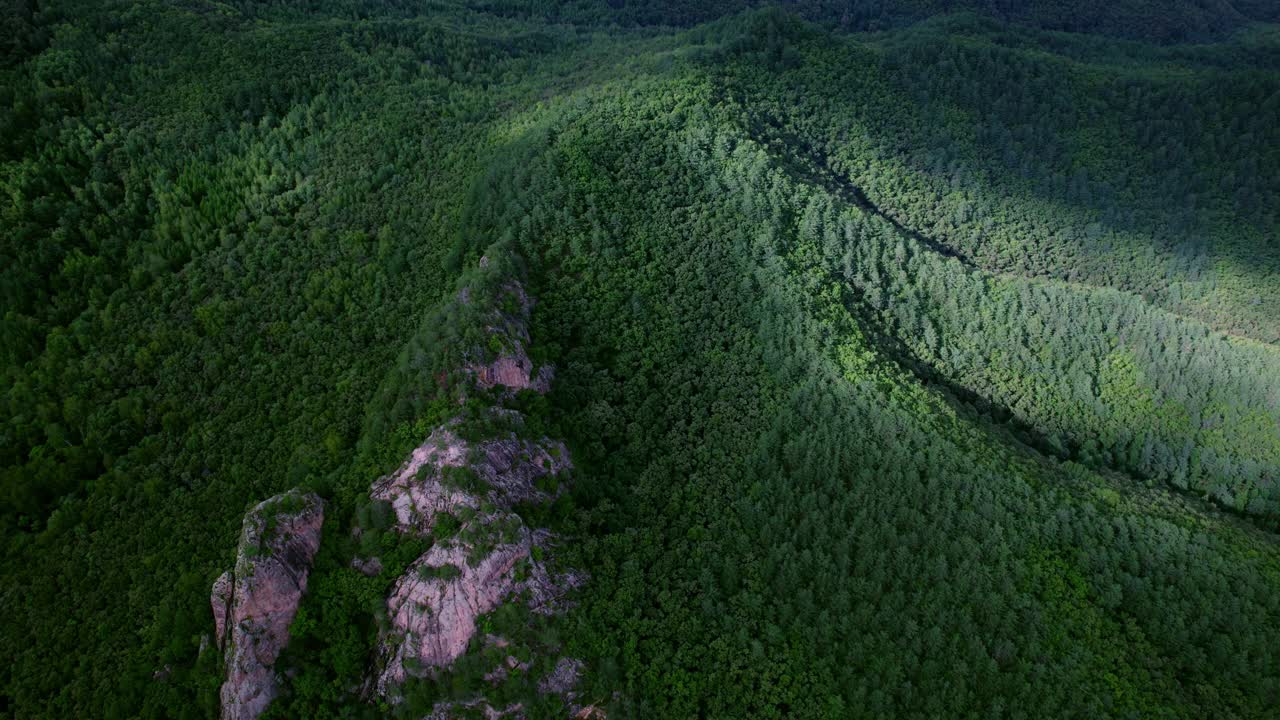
[351,556,383,577]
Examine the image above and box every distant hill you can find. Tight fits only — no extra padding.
[461,0,1280,41]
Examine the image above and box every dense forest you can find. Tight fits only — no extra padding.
[2,1,1278,718]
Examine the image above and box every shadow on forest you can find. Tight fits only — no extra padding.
[755,125,1280,532]
[713,12,1280,343]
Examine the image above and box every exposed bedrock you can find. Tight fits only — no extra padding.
[211,490,324,720]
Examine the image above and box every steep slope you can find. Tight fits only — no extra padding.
[435,68,1280,716]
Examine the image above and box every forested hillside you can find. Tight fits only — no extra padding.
[2,1,1278,719]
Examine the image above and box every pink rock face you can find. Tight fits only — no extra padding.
[471,354,553,394]
[369,427,478,534]
[373,519,582,698]
[369,422,570,535]
[375,536,529,696]
[216,490,324,720]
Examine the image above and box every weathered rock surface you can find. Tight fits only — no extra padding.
[483,652,531,685]
[368,415,580,699]
[538,657,585,697]
[370,426,478,535]
[372,516,580,696]
[544,656,609,720]
[472,353,553,394]
[369,274,591,712]
[573,703,608,719]
[213,490,324,720]
[211,571,234,651]
[474,435,570,507]
[369,422,570,536]
[375,532,525,694]
[423,690,601,720]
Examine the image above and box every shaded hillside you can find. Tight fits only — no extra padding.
[463,0,1278,41]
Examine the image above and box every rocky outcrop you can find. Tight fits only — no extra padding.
[376,530,525,694]
[369,272,591,714]
[540,656,609,720]
[351,556,383,577]
[465,281,553,394]
[211,571,234,651]
[484,651,531,685]
[369,426,478,535]
[369,422,570,536]
[377,522,579,688]
[212,490,324,720]
[538,657,584,696]
[472,353,552,394]
[369,419,579,697]
[424,671,600,720]
[473,435,570,506]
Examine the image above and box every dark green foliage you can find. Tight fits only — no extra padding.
[418,562,464,581]
[2,2,1279,719]
[461,0,1279,41]
[0,0,554,713]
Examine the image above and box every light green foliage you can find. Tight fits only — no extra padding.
[2,2,1279,719]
